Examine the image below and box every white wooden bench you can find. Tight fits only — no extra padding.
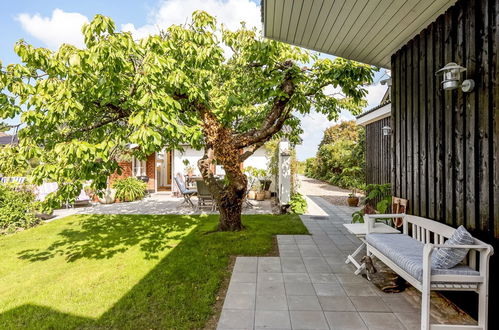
[364,214,494,330]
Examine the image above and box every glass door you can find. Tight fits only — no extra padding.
[156,150,172,190]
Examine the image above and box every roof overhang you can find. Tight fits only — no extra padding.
[262,0,457,68]
[356,103,391,126]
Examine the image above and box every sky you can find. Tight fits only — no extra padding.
[0,0,388,160]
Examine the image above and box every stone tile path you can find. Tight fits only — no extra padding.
[218,205,422,330]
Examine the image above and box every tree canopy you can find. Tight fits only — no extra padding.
[0,11,375,219]
[305,120,365,189]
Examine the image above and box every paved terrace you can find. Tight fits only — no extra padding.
[51,192,272,219]
[218,203,427,330]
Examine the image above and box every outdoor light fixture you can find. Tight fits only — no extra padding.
[382,126,392,136]
[436,62,474,92]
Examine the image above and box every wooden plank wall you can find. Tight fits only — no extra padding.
[365,117,391,185]
[391,0,497,242]
[390,0,497,324]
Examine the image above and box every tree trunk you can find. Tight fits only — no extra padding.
[217,178,245,231]
[198,108,247,231]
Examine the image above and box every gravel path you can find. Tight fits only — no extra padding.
[297,175,352,206]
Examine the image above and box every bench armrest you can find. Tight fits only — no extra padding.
[364,214,405,233]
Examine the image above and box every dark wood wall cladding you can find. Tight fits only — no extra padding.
[390,0,497,323]
[391,0,497,241]
[365,117,391,185]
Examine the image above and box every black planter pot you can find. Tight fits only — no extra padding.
[259,179,272,191]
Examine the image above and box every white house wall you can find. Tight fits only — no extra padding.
[172,147,204,177]
[172,146,274,191]
[243,147,268,170]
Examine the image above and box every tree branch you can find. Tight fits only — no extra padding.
[239,139,266,162]
[64,103,129,139]
[233,60,295,149]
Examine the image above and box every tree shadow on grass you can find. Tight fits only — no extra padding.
[17,214,201,262]
[2,215,307,328]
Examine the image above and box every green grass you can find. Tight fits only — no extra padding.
[0,214,307,329]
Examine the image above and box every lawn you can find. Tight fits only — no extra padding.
[0,213,307,329]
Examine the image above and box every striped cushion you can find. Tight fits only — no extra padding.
[366,233,479,282]
[432,225,474,269]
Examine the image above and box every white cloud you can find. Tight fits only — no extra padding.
[17,9,89,49]
[296,78,388,160]
[122,0,261,39]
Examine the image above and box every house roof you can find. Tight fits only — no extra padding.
[0,134,18,145]
[261,0,457,68]
[356,101,391,126]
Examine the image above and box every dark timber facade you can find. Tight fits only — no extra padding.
[391,0,498,323]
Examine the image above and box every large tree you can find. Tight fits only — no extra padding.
[0,12,375,230]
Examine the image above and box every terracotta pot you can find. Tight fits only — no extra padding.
[248,191,256,200]
[256,192,265,201]
[264,191,271,199]
[347,196,359,207]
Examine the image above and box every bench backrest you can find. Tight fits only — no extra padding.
[402,215,491,270]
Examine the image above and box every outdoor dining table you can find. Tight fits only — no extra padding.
[342,222,400,275]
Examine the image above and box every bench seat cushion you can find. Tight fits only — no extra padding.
[366,233,480,282]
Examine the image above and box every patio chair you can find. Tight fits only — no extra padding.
[174,175,196,209]
[243,176,255,208]
[195,179,216,211]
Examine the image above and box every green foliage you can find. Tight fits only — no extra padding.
[244,166,268,180]
[289,192,307,214]
[111,177,147,202]
[364,183,391,212]
[0,183,40,233]
[296,161,306,175]
[0,214,307,328]
[0,122,10,132]
[351,183,391,223]
[305,121,365,189]
[0,11,375,207]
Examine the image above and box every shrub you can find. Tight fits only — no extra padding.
[112,177,147,202]
[0,183,40,233]
[304,121,365,190]
[352,183,391,223]
[289,192,307,214]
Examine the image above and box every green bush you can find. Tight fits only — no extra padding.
[0,183,40,233]
[352,183,391,223]
[304,121,365,190]
[289,192,307,214]
[112,177,147,202]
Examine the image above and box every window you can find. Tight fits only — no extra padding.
[132,157,147,177]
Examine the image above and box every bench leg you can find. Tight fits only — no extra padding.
[421,244,432,330]
[421,284,431,330]
[477,283,488,329]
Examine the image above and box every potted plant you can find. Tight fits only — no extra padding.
[251,182,264,201]
[255,188,265,201]
[248,182,258,200]
[258,169,272,199]
[347,189,360,207]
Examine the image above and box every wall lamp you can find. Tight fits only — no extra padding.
[382,126,392,136]
[436,62,474,92]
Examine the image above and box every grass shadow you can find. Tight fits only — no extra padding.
[17,214,199,262]
[1,214,308,329]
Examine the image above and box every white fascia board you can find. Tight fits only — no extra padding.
[356,103,391,126]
